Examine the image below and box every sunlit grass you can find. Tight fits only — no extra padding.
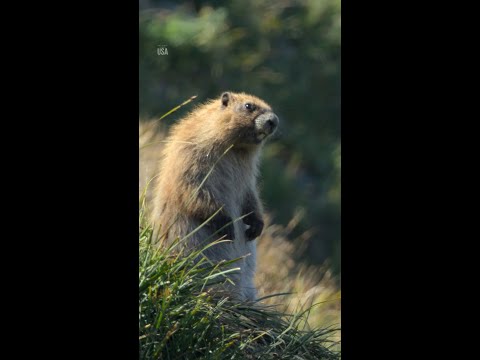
[139,208,340,359]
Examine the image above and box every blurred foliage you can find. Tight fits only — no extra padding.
[139,0,341,274]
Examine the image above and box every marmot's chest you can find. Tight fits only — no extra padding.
[210,162,255,215]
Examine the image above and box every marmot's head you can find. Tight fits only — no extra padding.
[218,91,279,146]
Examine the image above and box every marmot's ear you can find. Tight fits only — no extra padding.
[221,92,230,107]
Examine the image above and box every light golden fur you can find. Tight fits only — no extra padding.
[151,92,278,301]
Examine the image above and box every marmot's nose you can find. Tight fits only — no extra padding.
[266,114,279,132]
[260,113,279,134]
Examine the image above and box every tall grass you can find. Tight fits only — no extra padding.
[255,213,341,338]
[139,208,340,359]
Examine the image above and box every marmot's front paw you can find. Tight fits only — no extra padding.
[244,214,264,241]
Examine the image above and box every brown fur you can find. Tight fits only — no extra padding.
[150,92,279,301]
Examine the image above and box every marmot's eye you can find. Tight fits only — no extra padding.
[245,103,256,111]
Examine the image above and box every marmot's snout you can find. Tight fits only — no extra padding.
[255,111,279,140]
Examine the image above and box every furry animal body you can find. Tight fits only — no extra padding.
[151,91,279,301]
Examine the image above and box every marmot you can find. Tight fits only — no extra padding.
[151,91,279,301]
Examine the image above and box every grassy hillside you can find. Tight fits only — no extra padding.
[139,207,340,359]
